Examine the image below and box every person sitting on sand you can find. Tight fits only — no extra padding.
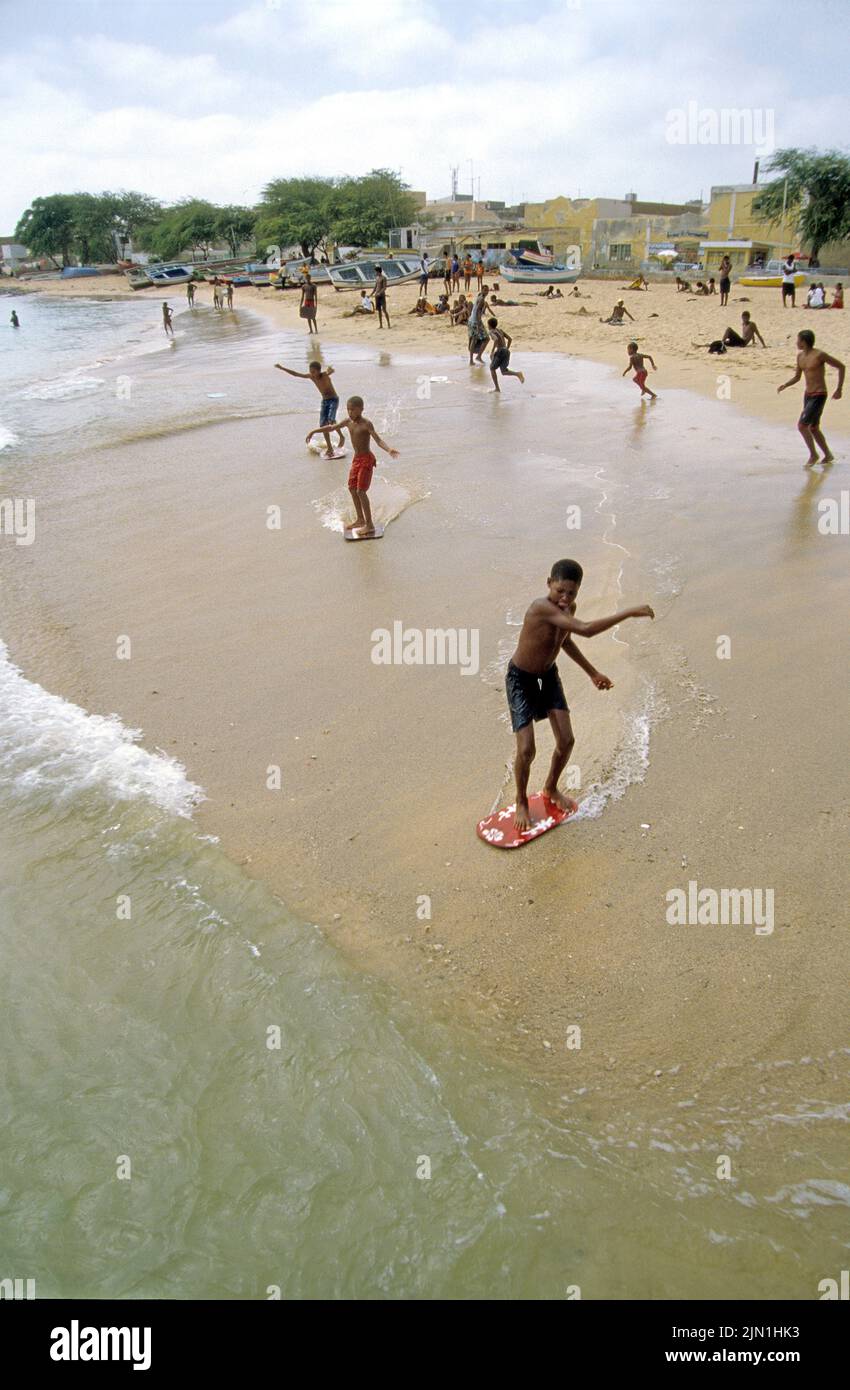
[693,281,708,296]
[805,283,826,309]
[435,294,450,315]
[675,276,691,293]
[777,329,844,467]
[707,277,717,295]
[307,395,399,538]
[722,311,766,348]
[569,286,586,298]
[487,317,525,392]
[831,283,844,309]
[343,290,374,317]
[623,341,658,399]
[538,285,564,299]
[276,359,345,458]
[623,274,649,290]
[504,557,654,832]
[450,294,470,325]
[600,299,634,325]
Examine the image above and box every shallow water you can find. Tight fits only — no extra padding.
[1,296,846,1299]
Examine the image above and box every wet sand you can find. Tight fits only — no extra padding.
[2,317,847,1110]
[15,271,849,433]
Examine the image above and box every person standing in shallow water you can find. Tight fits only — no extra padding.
[162,302,173,336]
[300,272,318,334]
[10,310,20,328]
[505,557,654,832]
[186,281,195,307]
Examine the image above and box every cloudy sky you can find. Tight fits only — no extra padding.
[2,0,848,231]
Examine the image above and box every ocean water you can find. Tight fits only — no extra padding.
[0,294,846,1300]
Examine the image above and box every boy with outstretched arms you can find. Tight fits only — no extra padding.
[307,395,399,537]
[623,342,657,398]
[276,359,345,458]
[507,559,654,831]
[777,329,844,465]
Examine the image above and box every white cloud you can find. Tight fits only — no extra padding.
[1,2,848,231]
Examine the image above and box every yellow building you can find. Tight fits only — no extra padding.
[699,184,795,273]
[522,195,706,269]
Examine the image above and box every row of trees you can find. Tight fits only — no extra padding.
[15,153,849,268]
[14,170,422,267]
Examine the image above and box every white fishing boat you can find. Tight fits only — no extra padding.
[326,255,423,291]
[146,264,195,286]
[501,262,580,284]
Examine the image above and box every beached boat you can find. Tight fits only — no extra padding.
[126,269,153,290]
[738,272,806,287]
[501,263,580,284]
[146,264,195,286]
[61,266,101,278]
[326,256,422,291]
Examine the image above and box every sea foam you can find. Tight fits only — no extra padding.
[0,640,203,817]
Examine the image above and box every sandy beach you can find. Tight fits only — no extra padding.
[2,281,847,1109]
[12,269,849,433]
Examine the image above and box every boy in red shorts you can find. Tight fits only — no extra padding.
[307,395,399,536]
[623,341,658,399]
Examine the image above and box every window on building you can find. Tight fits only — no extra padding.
[610,244,632,261]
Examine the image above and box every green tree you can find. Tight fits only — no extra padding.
[255,177,339,260]
[214,204,257,258]
[138,200,220,261]
[69,193,119,264]
[753,148,850,260]
[15,195,77,267]
[331,169,420,247]
[107,191,163,259]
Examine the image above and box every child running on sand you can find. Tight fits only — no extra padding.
[275,359,345,457]
[623,342,657,399]
[307,396,399,537]
[487,318,525,391]
[506,559,654,831]
[777,329,845,466]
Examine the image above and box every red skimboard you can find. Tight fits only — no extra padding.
[344,525,384,542]
[476,792,577,848]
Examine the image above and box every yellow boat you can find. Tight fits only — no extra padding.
[738,267,806,288]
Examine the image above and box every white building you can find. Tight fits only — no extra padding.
[0,237,30,271]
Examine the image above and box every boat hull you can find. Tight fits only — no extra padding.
[738,273,806,288]
[146,265,194,286]
[501,264,580,284]
[326,256,423,291]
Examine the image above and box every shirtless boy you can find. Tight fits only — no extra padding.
[372,266,390,329]
[777,329,845,465]
[307,395,399,536]
[723,311,765,348]
[623,342,657,399]
[276,359,344,457]
[162,301,174,336]
[487,317,525,391]
[601,299,634,325]
[506,558,655,831]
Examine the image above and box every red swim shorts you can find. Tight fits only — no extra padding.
[348,452,376,492]
[634,369,648,387]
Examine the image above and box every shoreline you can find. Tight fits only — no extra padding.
[1,304,847,1099]
[9,272,850,439]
